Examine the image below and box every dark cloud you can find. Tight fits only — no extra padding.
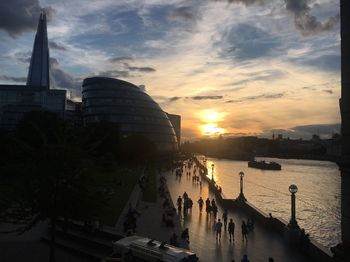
[169,96,181,102]
[226,92,284,103]
[0,0,55,37]
[284,0,339,36]
[216,0,338,36]
[49,41,67,51]
[0,75,27,83]
[323,89,333,94]
[168,6,200,23]
[96,70,130,78]
[128,66,156,72]
[108,57,134,63]
[191,95,223,100]
[50,58,81,91]
[222,24,281,60]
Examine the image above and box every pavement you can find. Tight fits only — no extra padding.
[114,170,184,245]
[163,161,311,262]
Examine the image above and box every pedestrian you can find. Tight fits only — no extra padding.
[198,197,204,212]
[228,219,235,242]
[212,203,218,219]
[241,221,248,242]
[181,228,190,243]
[211,198,216,207]
[241,254,250,262]
[215,219,223,240]
[222,209,228,228]
[205,198,211,214]
[177,196,182,212]
[183,191,188,200]
[188,198,193,211]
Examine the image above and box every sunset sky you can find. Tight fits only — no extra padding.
[0,0,341,141]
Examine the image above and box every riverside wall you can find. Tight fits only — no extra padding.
[192,156,334,262]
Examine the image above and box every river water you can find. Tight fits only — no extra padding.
[202,157,341,249]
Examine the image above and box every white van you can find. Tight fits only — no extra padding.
[112,235,199,262]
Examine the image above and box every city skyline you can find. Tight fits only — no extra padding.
[0,0,341,141]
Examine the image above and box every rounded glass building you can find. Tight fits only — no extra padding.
[82,77,178,152]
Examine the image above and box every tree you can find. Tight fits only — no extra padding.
[0,111,116,262]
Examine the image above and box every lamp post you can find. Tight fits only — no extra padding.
[238,171,246,201]
[288,184,299,228]
[211,164,214,181]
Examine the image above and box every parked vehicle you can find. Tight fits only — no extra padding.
[111,235,199,262]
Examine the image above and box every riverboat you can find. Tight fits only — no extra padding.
[248,160,281,170]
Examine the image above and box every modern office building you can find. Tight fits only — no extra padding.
[0,12,66,129]
[166,113,181,146]
[82,77,178,152]
[27,12,50,89]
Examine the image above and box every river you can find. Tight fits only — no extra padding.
[203,156,341,249]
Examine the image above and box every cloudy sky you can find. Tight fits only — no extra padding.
[0,0,341,141]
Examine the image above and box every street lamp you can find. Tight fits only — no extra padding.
[288,184,299,228]
[238,171,246,201]
[211,164,215,181]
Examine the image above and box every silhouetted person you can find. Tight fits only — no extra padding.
[241,254,250,262]
[177,196,182,213]
[181,228,189,243]
[205,198,211,214]
[268,258,274,262]
[228,219,235,242]
[198,197,204,212]
[241,221,248,242]
[215,219,223,240]
[222,209,228,228]
[183,191,188,200]
[212,203,218,219]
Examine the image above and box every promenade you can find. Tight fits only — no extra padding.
[164,161,310,262]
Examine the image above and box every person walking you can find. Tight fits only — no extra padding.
[228,219,235,242]
[222,209,228,228]
[241,221,248,242]
[198,197,204,212]
[177,196,182,213]
[205,198,211,215]
[212,203,218,219]
[215,219,223,240]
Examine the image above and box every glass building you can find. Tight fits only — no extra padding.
[82,77,178,152]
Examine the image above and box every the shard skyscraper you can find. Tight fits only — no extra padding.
[26,12,50,89]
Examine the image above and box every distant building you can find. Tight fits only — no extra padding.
[82,77,178,152]
[0,12,66,129]
[166,113,181,146]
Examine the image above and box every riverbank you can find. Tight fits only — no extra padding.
[192,156,334,262]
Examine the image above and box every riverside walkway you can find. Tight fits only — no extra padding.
[164,161,310,262]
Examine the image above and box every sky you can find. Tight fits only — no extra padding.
[0,0,341,141]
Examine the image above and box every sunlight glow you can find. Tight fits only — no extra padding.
[201,110,224,122]
[202,123,225,135]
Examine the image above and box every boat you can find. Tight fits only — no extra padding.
[248,160,281,170]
